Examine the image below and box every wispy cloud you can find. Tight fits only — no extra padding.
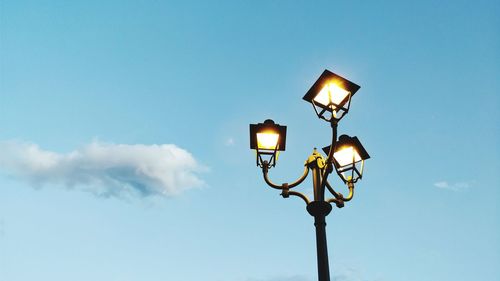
[433,180,472,192]
[332,267,363,281]
[246,267,383,281]
[332,264,387,281]
[225,137,235,146]
[246,275,310,281]
[0,140,206,198]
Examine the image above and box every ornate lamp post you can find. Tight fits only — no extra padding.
[249,69,370,281]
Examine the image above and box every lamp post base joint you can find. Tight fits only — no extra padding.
[306,201,332,217]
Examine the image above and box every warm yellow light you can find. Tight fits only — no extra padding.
[257,132,280,150]
[313,82,350,109]
[334,146,362,167]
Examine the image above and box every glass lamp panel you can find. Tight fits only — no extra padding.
[313,83,350,109]
[256,132,280,150]
[334,146,362,167]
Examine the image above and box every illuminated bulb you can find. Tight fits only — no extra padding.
[333,146,362,167]
[257,132,280,150]
[313,82,350,109]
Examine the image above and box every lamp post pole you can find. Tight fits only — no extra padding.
[305,148,334,281]
[307,201,332,281]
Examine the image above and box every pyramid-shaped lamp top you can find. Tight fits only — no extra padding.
[303,69,361,113]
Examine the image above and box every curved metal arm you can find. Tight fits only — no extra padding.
[325,180,341,199]
[262,166,283,189]
[327,182,355,208]
[327,197,344,208]
[343,182,355,202]
[288,166,309,188]
[282,190,310,205]
[262,164,309,190]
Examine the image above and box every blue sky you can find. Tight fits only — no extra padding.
[1,1,499,281]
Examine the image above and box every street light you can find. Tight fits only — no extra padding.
[302,69,360,122]
[249,69,370,281]
[249,119,287,168]
[323,134,370,184]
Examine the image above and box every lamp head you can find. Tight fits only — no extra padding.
[323,135,370,183]
[303,69,360,122]
[250,119,287,168]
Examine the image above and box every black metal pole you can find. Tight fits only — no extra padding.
[307,201,332,281]
[314,214,329,281]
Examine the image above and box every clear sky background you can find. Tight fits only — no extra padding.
[1,1,499,281]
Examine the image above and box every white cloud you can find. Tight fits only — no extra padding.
[433,180,471,191]
[246,267,383,281]
[0,140,206,198]
[225,137,235,146]
[246,275,310,281]
[332,267,363,281]
[434,181,449,189]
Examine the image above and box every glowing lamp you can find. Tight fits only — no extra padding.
[303,69,360,122]
[250,119,287,167]
[323,135,370,183]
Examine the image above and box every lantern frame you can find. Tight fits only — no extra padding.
[303,69,361,122]
[322,135,370,183]
[249,119,287,168]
